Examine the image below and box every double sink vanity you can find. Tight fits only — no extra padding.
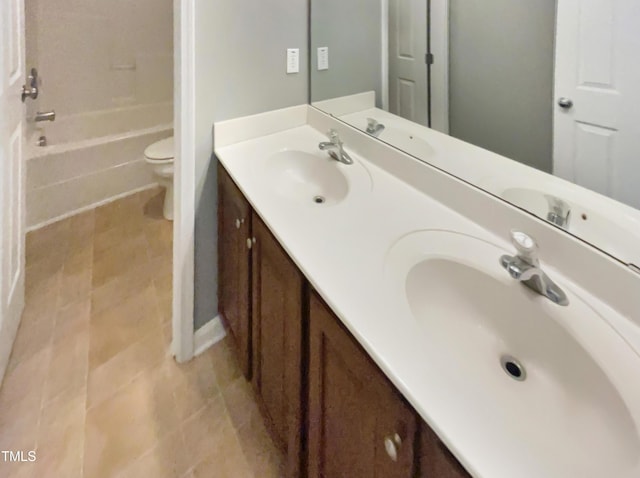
[214,105,640,478]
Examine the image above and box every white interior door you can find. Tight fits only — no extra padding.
[388,0,429,126]
[0,0,26,380]
[554,0,640,209]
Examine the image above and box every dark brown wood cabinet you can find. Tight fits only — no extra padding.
[251,212,305,477]
[217,164,252,378]
[418,424,472,478]
[217,163,472,478]
[308,291,418,478]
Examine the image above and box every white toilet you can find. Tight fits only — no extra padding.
[144,136,175,220]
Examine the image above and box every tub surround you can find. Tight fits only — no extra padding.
[214,105,640,478]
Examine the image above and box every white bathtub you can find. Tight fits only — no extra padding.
[27,102,173,229]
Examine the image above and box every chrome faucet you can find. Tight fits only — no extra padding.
[366,118,385,137]
[500,231,569,306]
[35,110,56,122]
[545,195,571,229]
[318,129,353,165]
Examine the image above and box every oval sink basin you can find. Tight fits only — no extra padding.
[385,230,640,477]
[265,150,350,206]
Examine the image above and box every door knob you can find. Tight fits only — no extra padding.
[557,97,573,109]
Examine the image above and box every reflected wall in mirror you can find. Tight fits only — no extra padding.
[310,0,640,268]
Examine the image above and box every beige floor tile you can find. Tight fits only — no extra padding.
[9,306,55,368]
[181,395,246,470]
[23,265,60,314]
[26,219,71,265]
[168,352,220,421]
[208,338,243,390]
[115,430,190,478]
[90,264,155,317]
[35,386,86,478]
[89,284,160,370]
[43,321,89,404]
[93,221,145,257]
[0,412,39,459]
[236,412,284,478]
[87,332,167,409]
[67,210,95,241]
[0,347,49,428]
[139,188,166,220]
[162,322,173,350]
[84,365,179,478]
[52,299,91,345]
[144,220,173,259]
[94,195,145,234]
[158,294,173,324]
[222,377,261,430]
[6,189,282,478]
[92,235,150,288]
[59,267,93,307]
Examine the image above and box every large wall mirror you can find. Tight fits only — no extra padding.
[310,0,640,268]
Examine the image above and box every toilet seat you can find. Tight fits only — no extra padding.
[144,137,174,163]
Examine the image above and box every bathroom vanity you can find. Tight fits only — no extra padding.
[214,106,640,478]
[218,162,469,478]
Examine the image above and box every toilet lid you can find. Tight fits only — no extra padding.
[145,137,174,160]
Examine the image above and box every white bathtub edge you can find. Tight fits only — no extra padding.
[27,183,159,232]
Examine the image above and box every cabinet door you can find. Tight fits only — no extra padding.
[308,291,417,478]
[417,423,471,478]
[251,212,304,477]
[217,163,252,378]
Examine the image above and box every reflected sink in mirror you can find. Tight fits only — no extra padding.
[501,187,640,265]
[339,109,436,159]
[384,230,640,477]
[264,150,371,207]
[309,0,640,270]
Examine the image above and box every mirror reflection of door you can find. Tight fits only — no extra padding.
[446,0,556,174]
[554,0,639,209]
[388,0,429,127]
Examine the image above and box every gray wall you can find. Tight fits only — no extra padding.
[449,0,556,173]
[310,0,382,106]
[193,0,308,329]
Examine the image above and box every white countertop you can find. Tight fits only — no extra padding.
[214,106,640,478]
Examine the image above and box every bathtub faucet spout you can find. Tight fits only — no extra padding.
[35,110,56,122]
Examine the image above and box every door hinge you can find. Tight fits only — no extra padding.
[425,53,434,65]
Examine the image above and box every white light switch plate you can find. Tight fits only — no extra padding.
[287,48,300,74]
[317,47,329,71]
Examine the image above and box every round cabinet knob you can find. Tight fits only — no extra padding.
[235,219,241,229]
[558,97,574,109]
[384,433,402,462]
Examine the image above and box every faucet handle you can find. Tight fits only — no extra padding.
[328,129,343,144]
[509,230,539,265]
[367,117,378,127]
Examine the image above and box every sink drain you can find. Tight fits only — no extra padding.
[500,355,526,381]
[313,195,326,204]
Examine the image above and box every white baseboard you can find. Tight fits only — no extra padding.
[193,315,226,356]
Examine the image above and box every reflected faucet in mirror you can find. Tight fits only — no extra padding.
[545,195,571,229]
[366,118,385,137]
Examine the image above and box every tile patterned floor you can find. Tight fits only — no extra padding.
[0,188,283,478]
